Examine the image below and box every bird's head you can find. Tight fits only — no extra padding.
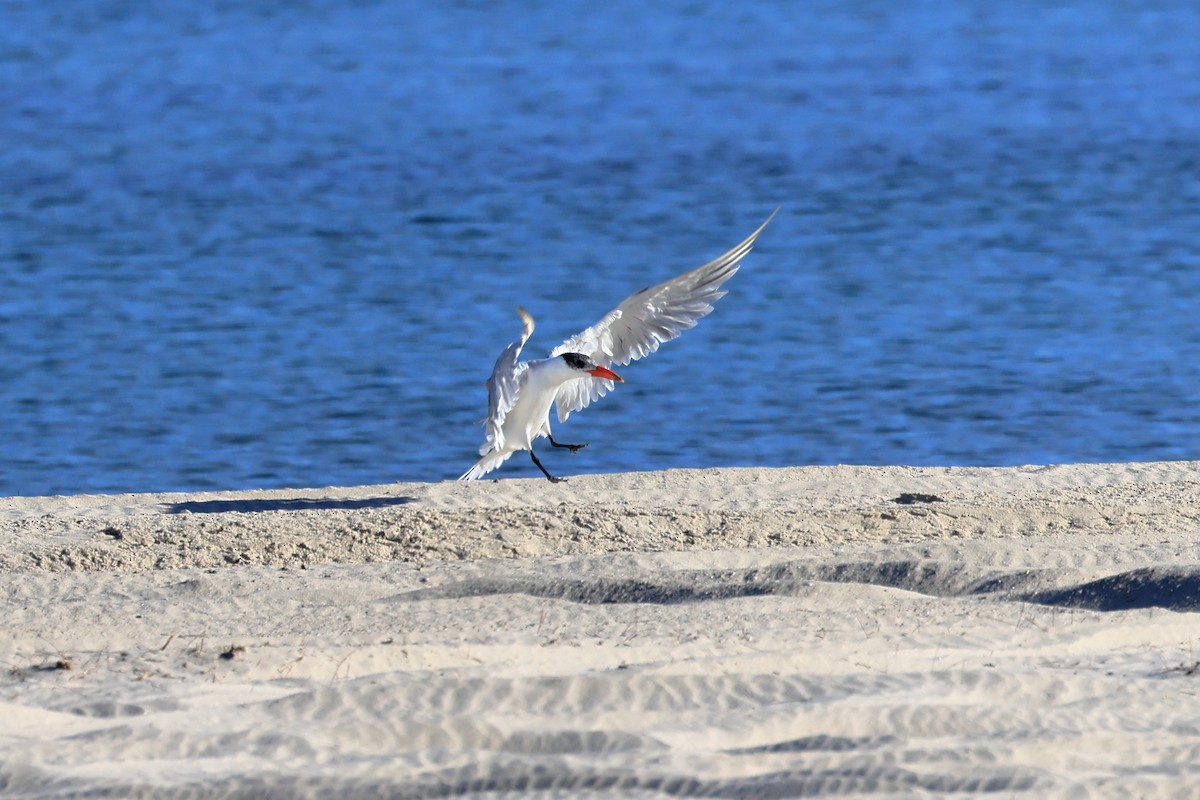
[561,352,623,382]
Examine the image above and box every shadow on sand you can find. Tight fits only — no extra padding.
[166,496,415,514]
[388,559,1200,614]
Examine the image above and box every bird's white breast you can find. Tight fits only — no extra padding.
[498,358,575,450]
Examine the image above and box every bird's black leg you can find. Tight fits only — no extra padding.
[529,448,565,483]
[548,435,588,454]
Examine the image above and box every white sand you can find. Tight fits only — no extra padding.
[3,462,1200,797]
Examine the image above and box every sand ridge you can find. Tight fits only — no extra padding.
[3,462,1200,572]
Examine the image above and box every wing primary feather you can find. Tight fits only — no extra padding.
[480,306,536,453]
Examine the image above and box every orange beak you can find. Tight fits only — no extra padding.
[587,366,623,382]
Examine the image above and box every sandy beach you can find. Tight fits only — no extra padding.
[4,462,1200,798]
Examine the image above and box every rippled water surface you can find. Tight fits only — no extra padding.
[2,1,1199,494]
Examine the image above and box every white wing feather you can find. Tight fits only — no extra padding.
[480,306,534,455]
[550,208,778,422]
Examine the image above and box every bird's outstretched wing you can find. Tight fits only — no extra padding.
[550,208,778,422]
[480,306,534,454]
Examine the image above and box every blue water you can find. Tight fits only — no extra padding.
[2,1,1199,495]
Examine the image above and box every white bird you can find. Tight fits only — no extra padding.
[460,208,778,482]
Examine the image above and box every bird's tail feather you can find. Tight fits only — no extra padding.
[459,449,515,481]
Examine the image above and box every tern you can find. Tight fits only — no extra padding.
[460,208,777,482]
